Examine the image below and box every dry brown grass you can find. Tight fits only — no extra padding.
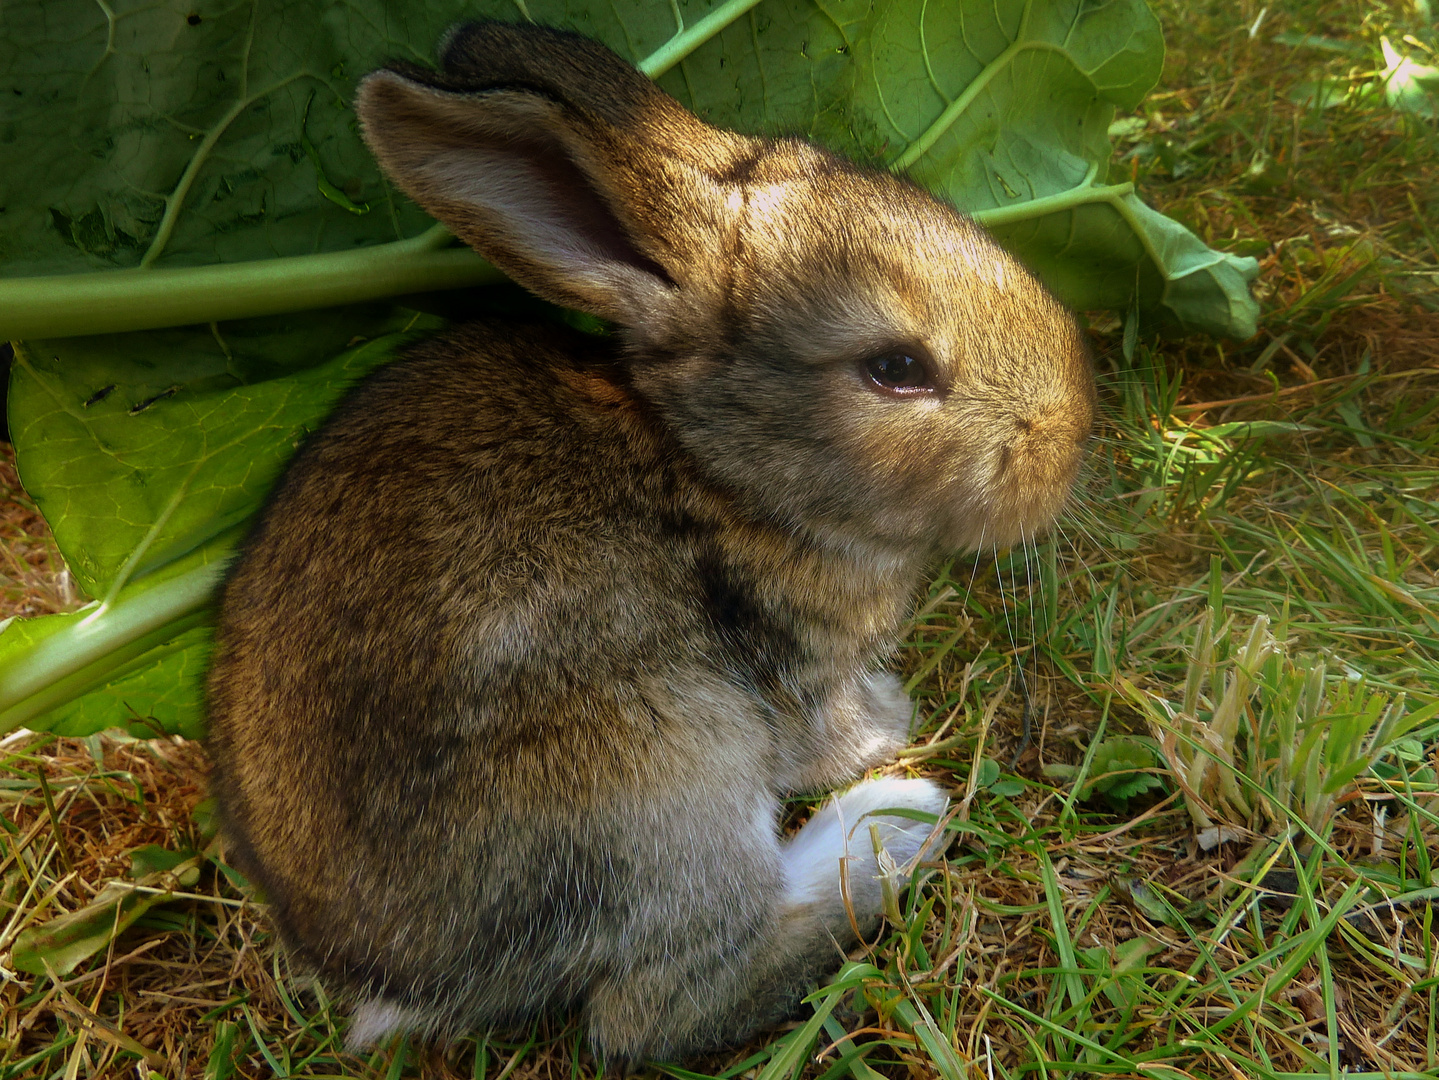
[0,444,77,622]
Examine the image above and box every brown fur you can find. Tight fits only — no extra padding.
[206,21,1094,1065]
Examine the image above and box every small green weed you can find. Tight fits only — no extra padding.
[1043,735,1167,811]
[1121,593,1439,846]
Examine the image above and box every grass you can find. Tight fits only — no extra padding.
[2,0,1439,1075]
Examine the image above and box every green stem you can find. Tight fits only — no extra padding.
[638,0,766,77]
[970,174,1130,228]
[0,240,500,340]
[0,561,223,729]
[0,609,212,734]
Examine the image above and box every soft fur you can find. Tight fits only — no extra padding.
[206,21,1095,1066]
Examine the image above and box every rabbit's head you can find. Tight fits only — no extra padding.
[357,22,1094,559]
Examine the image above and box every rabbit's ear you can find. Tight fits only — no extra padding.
[356,24,745,326]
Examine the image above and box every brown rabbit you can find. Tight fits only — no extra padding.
[206,20,1094,1066]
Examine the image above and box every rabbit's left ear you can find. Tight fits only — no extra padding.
[356,26,746,327]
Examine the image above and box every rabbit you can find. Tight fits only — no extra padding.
[205,19,1095,1067]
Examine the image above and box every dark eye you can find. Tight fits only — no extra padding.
[863,350,935,394]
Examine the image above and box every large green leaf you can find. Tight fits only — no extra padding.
[10,306,433,597]
[0,0,1256,337]
[836,3,1255,336]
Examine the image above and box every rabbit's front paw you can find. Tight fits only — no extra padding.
[858,671,916,748]
[830,670,916,770]
[776,672,916,793]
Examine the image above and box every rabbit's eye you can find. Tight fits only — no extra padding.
[864,351,935,395]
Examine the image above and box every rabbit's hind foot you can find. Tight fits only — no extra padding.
[586,777,948,1064]
[346,998,423,1052]
[783,777,949,913]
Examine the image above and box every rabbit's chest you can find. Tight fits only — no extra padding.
[687,535,910,711]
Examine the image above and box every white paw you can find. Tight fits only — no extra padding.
[783,777,948,908]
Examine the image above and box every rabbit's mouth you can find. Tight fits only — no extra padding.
[981,411,1093,550]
